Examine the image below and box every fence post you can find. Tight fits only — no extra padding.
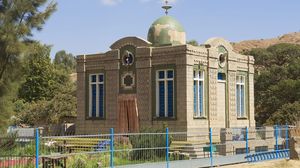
[275,125,278,158]
[110,128,114,168]
[35,128,39,168]
[285,124,289,158]
[246,127,249,155]
[166,128,169,168]
[209,127,213,168]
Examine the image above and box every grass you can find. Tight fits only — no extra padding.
[66,153,148,168]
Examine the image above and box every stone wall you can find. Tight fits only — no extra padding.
[76,37,256,134]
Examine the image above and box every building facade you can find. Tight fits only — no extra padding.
[76,15,255,134]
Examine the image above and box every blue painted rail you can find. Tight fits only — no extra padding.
[245,149,289,162]
[94,140,110,151]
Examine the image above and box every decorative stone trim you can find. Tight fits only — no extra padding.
[110,36,151,49]
[121,72,135,90]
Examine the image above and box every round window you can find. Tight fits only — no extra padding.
[218,53,227,67]
[122,51,134,66]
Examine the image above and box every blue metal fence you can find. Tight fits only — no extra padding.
[0,125,293,168]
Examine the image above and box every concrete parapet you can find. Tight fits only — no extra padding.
[261,126,274,139]
[220,128,233,143]
[218,143,234,156]
[248,127,256,140]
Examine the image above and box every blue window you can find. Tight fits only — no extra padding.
[159,81,165,117]
[92,75,97,82]
[167,70,173,78]
[99,75,104,82]
[236,75,246,118]
[194,70,205,117]
[89,73,105,118]
[159,71,165,79]
[99,84,104,118]
[91,84,97,117]
[218,73,226,80]
[156,70,174,117]
[167,81,173,117]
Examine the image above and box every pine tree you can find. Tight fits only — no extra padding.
[0,0,57,80]
[0,0,56,131]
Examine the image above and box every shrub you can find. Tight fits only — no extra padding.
[68,154,100,168]
[129,127,172,161]
[0,132,17,155]
[69,155,87,168]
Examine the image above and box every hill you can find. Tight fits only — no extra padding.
[232,32,300,52]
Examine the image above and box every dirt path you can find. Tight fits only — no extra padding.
[221,159,300,168]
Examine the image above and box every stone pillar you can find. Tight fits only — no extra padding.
[75,55,86,134]
[248,127,256,140]
[248,56,255,127]
[262,126,274,139]
[219,128,234,156]
[207,48,218,127]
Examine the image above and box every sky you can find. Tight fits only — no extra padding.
[32,0,300,58]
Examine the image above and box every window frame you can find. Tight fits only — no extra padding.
[155,69,175,118]
[193,70,206,118]
[87,73,105,119]
[236,75,246,118]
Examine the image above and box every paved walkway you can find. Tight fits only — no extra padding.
[116,154,246,168]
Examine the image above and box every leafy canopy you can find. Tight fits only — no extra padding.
[15,43,77,126]
[245,43,300,126]
[18,43,56,102]
[0,0,56,131]
[54,50,76,72]
[0,0,57,81]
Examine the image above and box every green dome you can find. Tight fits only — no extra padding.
[147,16,186,47]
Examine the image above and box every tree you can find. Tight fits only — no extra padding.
[15,45,77,126]
[0,0,56,131]
[266,102,300,125]
[47,82,76,124]
[18,43,56,102]
[187,40,199,46]
[245,43,300,126]
[0,0,57,81]
[54,50,76,72]
[14,83,77,126]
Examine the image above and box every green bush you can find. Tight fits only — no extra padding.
[169,151,189,160]
[129,127,172,161]
[68,154,100,168]
[114,142,131,160]
[69,155,87,168]
[0,133,17,155]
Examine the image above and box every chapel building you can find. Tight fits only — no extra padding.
[76,7,255,134]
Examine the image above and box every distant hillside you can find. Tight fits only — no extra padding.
[232,32,300,53]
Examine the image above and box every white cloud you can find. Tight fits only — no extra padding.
[101,0,123,6]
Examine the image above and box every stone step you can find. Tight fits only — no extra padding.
[171,148,205,153]
[171,144,206,148]
[171,145,206,150]
[170,141,214,159]
[172,141,208,145]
